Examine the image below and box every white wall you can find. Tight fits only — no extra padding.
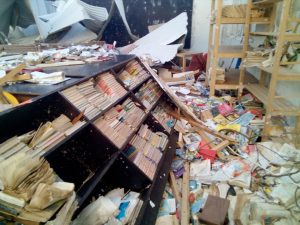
[190,0,211,52]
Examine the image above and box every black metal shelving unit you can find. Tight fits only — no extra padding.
[0,56,178,225]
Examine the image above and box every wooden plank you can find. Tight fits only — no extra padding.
[209,0,223,97]
[268,4,277,32]
[283,34,300,42]
[280,61,300,65]
[213,45,244,58]
[239,0,251,97]
[0,64,25,85]
[213,17,271,24]
[252,0,282,5]
[259,65,300,77]
[288,18,300,23]
[212,140,230,151]
[169,171,181,204]
[35,61,85,68]
[181,162,190,225]
[168,110,237,143]
[250,32,300,41]
[214,69,258,90]
[251,17,271,24]
[206,0,216,84]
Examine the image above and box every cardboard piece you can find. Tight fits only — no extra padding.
[198,195,230,225]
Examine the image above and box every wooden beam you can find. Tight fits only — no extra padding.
[0,64,25,85]
[169,171,181,205]
[181,162,190,225]
[168,110,237,144]
[212,140,230,151]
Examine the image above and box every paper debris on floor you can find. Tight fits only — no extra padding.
[150,61,300,225]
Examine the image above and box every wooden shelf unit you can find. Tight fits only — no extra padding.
[207,0,260,97]
[0,57,178,225]
[245,0,300,145]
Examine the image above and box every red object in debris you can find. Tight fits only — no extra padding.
[189,193,196,203]
[197,140,216,163]
[188,53,208,79]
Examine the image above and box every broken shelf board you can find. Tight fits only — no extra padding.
[181,162,190,225]
[211,17,270,24]
[215,69,258,90]
[252,0,282,5]
[244,84,300,115]
[258,66,300,81]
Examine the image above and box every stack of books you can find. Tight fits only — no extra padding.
[124,124,167,179]
[242,49,271,67]
[95,72,127,102]
[119,60,150,90]
[0,114,85,159]
[61,73,127,119]
[209,67,225,84]
[152,103,176,133]
[129,135,163,180]
[135,79,163,110]
[137,124,168,151]
[93,98,146,149]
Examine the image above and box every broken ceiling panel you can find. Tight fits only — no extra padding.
[130,44,183,64]
[79,0,109,33]
[58,23,97,44]
[134,12,188,46]
[26,0,108,40]
[129,12,188,63]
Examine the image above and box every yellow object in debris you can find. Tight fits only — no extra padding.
[216,123,241,132]
[2,91,19,106]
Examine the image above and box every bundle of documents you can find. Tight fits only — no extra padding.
[93,98,146,149]
[0,114,85,159]
[27,71,70,85]
[242,49,272,67]
[0,151,75,223]
[119,60,150,90]
[61,72,127,119]
[135,79,163,110]
[152,103,176,133]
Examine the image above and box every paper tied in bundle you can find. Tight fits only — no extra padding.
[27,182,74,211]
